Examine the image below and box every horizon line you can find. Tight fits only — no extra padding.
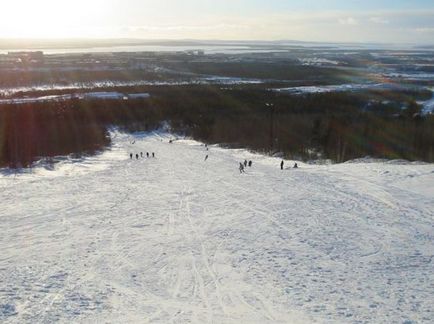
[0,38,433,47]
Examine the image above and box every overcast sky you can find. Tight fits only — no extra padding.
[1,0,433,44]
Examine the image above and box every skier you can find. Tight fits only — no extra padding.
[205,155,209,161]
[244,160,248,167]
[140,152,143,158]
[294,163,298,169]
[239,162,245,174]
[147,152,150,158]
[136,154,139,160]
[152,152,155,158]
[280,160,284,170]
[248,161,253,167]
[130,153,133,159]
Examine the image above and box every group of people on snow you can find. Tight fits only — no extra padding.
[281,160,298,170]
[129,140,299,174]
[239,160,253,173]
[130,152,155,160]
[239,159,298,173]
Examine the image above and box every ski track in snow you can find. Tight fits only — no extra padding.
[0,132,433,323]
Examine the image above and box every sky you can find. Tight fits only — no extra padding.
[1,0,434,44]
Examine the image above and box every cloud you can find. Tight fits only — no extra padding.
[107,11,434,44]
[370,17,389,24]
[2,8,432,44]
[338,17,359,25]
[414,27,434,33]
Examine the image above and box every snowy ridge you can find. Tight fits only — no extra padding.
[1,132,433,323]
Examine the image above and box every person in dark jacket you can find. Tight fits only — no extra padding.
[130,153,133,159]
[248,161,253,167]
[147,152,150,158]
[294,163,298,169]
[152,152,155,158]
[281,160,284,170]
[205,155,209,161]
[141,152,143,158]
[244,160,248,167]
[136,154,139,160]
[239,162,245,173]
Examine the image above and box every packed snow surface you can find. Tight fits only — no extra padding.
[1,132,433,323]
[274,83,406,95]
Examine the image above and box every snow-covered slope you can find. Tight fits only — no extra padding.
[1,132,433,323]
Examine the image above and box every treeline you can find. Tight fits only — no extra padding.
[0,59,356,89]
[1,85,433,168]
[0,70,171,89]
[148,86,434,162]
[162,61,356,83]
[0,102,111,168]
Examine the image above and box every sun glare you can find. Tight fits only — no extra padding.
[0,0,108,38]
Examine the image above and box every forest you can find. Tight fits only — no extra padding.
[1,85,433,168]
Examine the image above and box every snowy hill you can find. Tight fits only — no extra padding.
[1,132,433,323]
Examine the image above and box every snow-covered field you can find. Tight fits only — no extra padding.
[1,132,433,323]
[0,78,262,97]
[274,83,406,95]
[0,92,150,105]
